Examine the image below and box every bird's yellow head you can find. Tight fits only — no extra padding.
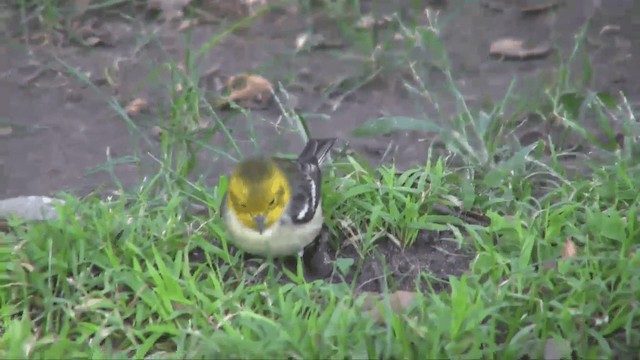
[227,158,291,234]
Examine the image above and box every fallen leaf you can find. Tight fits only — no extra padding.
[561,237,577,259]
[360,290,418,324]
[489,38,551,60]
[125,98,149,116]
[218,73,273,110]
[521,1,560,16]
[0,126,13,136]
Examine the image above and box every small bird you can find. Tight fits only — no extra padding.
[222,138,337,258]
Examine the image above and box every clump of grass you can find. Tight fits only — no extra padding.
[325,152,471,253]
[4,161,640,358]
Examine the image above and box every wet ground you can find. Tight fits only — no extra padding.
[1,0,639,289]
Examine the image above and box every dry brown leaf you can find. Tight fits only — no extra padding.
[218,73,273,110]
[489,38,551,60]
[361,290,418,324]
[125,98,148,116]
[0,126,13,136]
[561,238,577,259]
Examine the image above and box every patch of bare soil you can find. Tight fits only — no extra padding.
[2,0,638,198]
[328,231,473,292]
[188,228,473,293]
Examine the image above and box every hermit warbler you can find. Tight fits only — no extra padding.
[222,138,336,258]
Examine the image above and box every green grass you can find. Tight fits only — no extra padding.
[3,158,640,358]
[2,0,640,358]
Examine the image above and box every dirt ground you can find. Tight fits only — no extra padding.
[1,0,638,289]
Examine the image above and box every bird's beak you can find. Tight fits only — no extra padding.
[253,215,266,234]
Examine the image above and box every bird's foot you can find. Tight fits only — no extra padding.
[302,224,332,277]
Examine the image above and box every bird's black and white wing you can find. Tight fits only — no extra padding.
[286,161,322,224]
[280,138,336,225]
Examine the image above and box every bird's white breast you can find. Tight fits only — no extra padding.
[224,206,324,257]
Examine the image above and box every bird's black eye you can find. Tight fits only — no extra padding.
[240,203,247,208]
[268,198,275,208]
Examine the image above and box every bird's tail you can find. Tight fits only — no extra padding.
[298,138,337,165]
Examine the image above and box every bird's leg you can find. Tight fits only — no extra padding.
[302,224,332,277]
[315,224,330,254]
[301,226,323,259]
